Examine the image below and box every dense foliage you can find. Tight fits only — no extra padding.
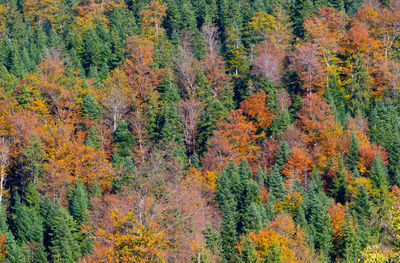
[0,0,400,262]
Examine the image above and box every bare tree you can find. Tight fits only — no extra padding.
[104,88,129,132]
[0,137,9,205]
[178,99,204,154]
[174,45,197,98]
[201,23,219,55]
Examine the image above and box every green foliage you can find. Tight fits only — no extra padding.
[85,126,101,150]
[24,181,40,213]
[265,165,286,200]
[68,182,89,225]
[216,160,265,262]
[329,162,348,204]
[302,171,333,258]
[112,120,135,167]
[347,58,370,117]
[22,134,45,183]
[82,94,101,120]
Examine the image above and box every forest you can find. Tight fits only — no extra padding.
[0,0,400,262]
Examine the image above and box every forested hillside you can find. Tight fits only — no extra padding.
[0,0,400,262]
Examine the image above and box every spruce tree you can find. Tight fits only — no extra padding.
[22,134,45,184]
[82,94,101,120]
[236,236,257,263]
[330,162,348,204]
[275,141,291,171]
[24,180,40,213]
[388,134,400,186]
[265,164,286,200]
[112,120,135,167]
[340,211,360,262]
[292,0,314,38]
[345,134,360,170]
[303,171,333,258]
[347,58,370,117]
[85,126,101,150]
[68,182,89,225]
[42,201,82,262]
[370,155,389,196]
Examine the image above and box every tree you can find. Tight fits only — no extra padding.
[99,208,171,262]
[303,172,333,257]
[0,137,9,205]
[275,141,291,170]
[41,200,82,262]
[179,99,204,154]
[304,6,346,87]
[85,126,101,150]
[23,0,65,28]
[282,148,313,188]
[81,94,101,120]
[292,43,326,93]
[112,120,135,167]
[139,0,167,40]
[347,57,371,117]
[203,109,259,171]
[68,181,89,225]
[265,164,286,200]
[345,134,361,170]
[225,25,248,77]
[340,211,360,262]
[22,134,45,185]
[240,90,273,132]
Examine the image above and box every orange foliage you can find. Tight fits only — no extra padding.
[358,144,388,175]
[240,90,273,131]
[327,201,346,252]
[239,214,312,262]
[304,7,346,78]
[0,233,6,259]
[202,109,259,172]
[298,93,345,173]
[282,148,313,188]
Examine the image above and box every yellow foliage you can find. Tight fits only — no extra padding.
[99,208,172,263]
[274,191,303,218]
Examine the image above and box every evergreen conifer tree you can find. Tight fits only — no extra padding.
[85,126,101,150]
[82,94,101,120]
[265,164,286,200]
[68,182,89,225]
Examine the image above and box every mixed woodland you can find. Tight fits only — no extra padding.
[1,0,400,262]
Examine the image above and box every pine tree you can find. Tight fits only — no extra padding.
[303,171,333,258]
[82,94,101,120]
[347,58,370,117]
[340,211,360,262]
[85,126,101,150]
[68,182,89,225]
[275,141,291,171]
[265,164,286,200]
[22,134,45,184]
[24,180,40,213]
[330,161,348,204]
[388,134,400,186]
[345,134,360,170]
